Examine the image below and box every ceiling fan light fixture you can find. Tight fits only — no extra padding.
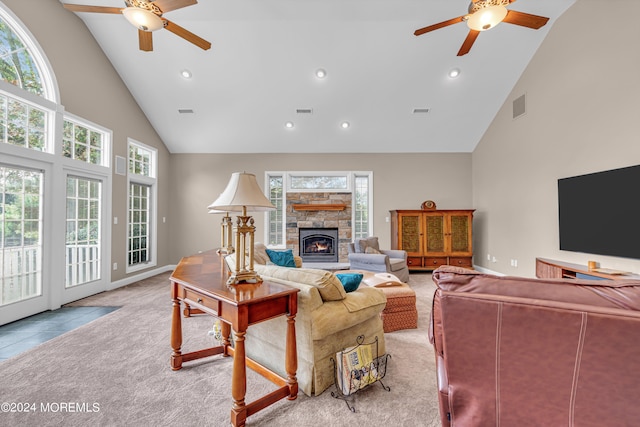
[122,7,164,32]
[466,4,508,31]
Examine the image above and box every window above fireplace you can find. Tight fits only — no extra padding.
[265,171,373,247]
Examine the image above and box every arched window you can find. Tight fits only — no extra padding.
[0,4,58,102]
[0,20,44,96]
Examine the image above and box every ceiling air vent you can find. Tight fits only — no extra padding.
[178,109,194,114]
[412,108,430,114]
[513,94,526,119]
[296,108,313,115]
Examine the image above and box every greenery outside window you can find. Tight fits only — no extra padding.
[0,165,42,306]
[65,176,101,288]
[0,92,47,151]
[0,18,44,96]
[62,118,108,166]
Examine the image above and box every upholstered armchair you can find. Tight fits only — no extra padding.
[347,237,410,283]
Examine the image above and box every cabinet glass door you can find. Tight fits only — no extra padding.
[400,214,422,254]
[425,214,445,254]
[450,214,471,254]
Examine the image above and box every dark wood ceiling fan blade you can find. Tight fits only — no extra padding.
[414,16,466,36]
[502,10,549,29]
[163,19,211,50]
[152,0,197,13]
[139,29,153,52]
[62,4,123,14]
[457,30,480,56]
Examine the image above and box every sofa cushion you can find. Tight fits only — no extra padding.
[265,248,296,267]
[389,257,407,272]
[253,242,270,265]
[312,287,387,339]
[257,265,347,301]
[356,237,380,253]
[335,273,363,292]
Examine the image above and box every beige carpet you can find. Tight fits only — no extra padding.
[0,272,440,426]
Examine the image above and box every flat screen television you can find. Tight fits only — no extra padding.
[558,164,640,259]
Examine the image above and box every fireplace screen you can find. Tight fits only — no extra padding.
[299,228,339,262]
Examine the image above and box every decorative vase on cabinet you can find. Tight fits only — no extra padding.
[390,209,474,271]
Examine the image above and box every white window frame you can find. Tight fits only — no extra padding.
[264,171,373,248]
[126,138,157,274]
[62,112,111,168]
[0,2,114,324]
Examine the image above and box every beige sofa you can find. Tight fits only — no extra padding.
[226,245,387,396]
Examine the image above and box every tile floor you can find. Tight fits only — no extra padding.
[0,306,119,362]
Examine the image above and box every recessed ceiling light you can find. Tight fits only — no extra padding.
[315,68,327,79]
[285,121,294,129]
[181,69,192,79]
[340,121,350,129]
[448,68,460,78]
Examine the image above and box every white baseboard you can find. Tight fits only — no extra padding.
[472,265,505,276]
[109,264,176,291]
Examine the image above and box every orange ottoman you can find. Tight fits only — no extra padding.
[342,271,418,332]
[376,284,418,332]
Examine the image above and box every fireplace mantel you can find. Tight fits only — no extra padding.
[292,204,346,211]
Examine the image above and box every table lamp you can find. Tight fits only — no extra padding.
[208,208,235,255]
[208,172,275,285]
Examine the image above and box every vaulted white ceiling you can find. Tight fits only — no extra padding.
[60,0,575,153]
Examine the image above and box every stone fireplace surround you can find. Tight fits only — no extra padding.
[286,192,352,263]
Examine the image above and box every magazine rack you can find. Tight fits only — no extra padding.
[330,335,391,412]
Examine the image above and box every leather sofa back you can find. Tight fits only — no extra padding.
[431,266,640,426]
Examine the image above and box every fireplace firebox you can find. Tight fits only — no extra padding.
[299,228,339,263]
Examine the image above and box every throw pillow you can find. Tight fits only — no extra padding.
[335,273,363,293]
[356,237,380,253]
[265,249,297,268]
[365,246,381,254]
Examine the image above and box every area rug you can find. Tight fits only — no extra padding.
[0,272,440,426]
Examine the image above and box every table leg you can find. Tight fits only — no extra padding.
[230,330,247,427]
[170,297,183,370]
[285,313,298,400]
[221,321,231,357]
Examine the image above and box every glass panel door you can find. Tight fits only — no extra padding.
[0,165,42,306]
[65,176,101,288]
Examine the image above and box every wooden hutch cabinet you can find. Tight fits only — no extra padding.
[390,209,474,271]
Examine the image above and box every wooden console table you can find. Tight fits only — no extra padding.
[170,250,299,427]
[536,257,640,281]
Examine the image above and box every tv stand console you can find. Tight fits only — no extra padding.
[536,258,640,281]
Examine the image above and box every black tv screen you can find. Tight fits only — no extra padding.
[558,164,640,259]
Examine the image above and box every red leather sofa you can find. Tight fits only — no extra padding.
[430,266,640,426]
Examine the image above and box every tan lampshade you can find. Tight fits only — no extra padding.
[208,172,275,212]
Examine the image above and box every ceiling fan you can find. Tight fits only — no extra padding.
[414,0,549,56]
[63,0,211,52]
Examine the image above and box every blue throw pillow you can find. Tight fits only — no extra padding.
[335,273,363,293]
[265,249,297,268]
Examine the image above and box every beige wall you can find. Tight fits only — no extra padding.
[169,153,471,262]
[4,0,172,281]
[472,0,640,277]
